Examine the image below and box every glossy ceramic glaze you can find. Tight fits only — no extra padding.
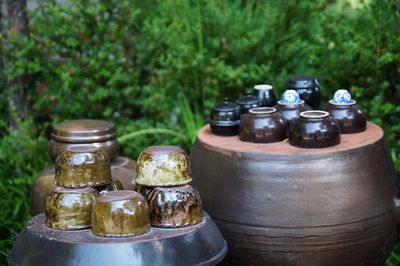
[289,111,341,148]
[31,156,136,216]
[191,123,399,265]
[9,213,227,266]
[50,119,118,161]
[55,147,112,188]
[45,187,98,230]
[253,84,277,107]
[236,92,261,115]
[92,190,151,237]
[286,75,321,109]
[208,98,241,136]
[324,101,367,134]
[275,100,312,127]
[136,145,192,186]
[239,107,287,143]
[148,185,203,228]
[135,184,154,199]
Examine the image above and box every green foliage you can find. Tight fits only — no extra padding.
[0,0,399,263]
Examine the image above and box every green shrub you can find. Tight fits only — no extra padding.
[0,0,399,264]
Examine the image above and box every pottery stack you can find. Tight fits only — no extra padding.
[45,147,112,230]
[31,119,136,216]
[135,145,203,228]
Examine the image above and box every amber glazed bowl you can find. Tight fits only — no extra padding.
[55,147,112,188]
[148,185,203,228]
[289,110,341,148]
[324,100,367,134]
[92,190,151,237]
[239,107,287,143]
[136,145,192,186]
[45,187,98,230]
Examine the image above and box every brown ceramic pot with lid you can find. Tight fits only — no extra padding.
[31,119,136,216]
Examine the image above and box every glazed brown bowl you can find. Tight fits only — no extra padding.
[55,146,112,188]
[275,100,312,127]
[239,107,287,143]
[324,100,367,134]
[92,190,151,237]
[136,145,192,186]
[289,110,341,148]
[148,185,203,228]
[45,187,98,230]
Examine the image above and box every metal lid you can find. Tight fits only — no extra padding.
[212,98,240,112]
[52,119,116,143]
[286,76,320,89]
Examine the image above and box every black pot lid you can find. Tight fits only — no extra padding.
[236,93,260,106]
[286,76,320,88]
[212,98,240,112]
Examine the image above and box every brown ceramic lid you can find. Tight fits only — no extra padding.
[52,119,116,143]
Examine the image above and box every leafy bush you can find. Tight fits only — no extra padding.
[0,0,399,264]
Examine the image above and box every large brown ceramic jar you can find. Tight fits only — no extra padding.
[136,145,192,186]
[92,190,151,237]
[191,122,399,265]
[148,185,203,228]
[239,107,287,143]
[31,119,136,216]
[45,187,98,230]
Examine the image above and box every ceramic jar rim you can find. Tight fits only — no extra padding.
[300,110,329,119]
[277,99,305,106]
[254,84,273,91]
[249,107,276,115]
[329,99,356,106]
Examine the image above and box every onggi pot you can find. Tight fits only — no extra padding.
[191,122,399,266]
[31,119,136,216]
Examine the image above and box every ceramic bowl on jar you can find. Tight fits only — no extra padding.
[324,90,366,134]
[92,190,151,237]
[236,92,261,117]
[239,107,287,143]
[55,147,112,188]
[207,98,241,136]
[252,84,277,107]
[136,145,192,187]
[45,187,98,230]
[275,90,312,127]
[147,185,203,228]
[289,110,341,148]
[286,76,321,109]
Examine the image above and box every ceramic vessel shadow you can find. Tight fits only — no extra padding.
[289,111,340,148]
[239,107,287,143]
[324,101,367,134]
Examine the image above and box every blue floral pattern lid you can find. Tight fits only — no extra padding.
[281,90,301,104]
[332,90,352,104]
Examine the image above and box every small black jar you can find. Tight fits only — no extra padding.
[252,84,277,107]
[236,92,261,117]
[286,76,321,109]
[208,98,240,136]
[289,110,340,148]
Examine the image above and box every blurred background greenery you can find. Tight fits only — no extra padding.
[0,0,399,264]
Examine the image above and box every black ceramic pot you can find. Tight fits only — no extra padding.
[239,107,287,143]
[236,92,261,116]
[286,76,321,109]
[324,100,366,134]
[208,98,240,136]
[252,84,277,107]
[275,100,312,127]
[289,110,340,148]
